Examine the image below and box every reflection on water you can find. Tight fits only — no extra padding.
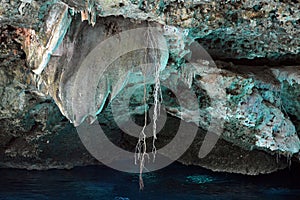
[186,175,216,184]
[0,162,300,200]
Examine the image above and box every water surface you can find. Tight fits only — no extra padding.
[0,163,300,199]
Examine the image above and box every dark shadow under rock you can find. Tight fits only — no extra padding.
[116,111,288,175]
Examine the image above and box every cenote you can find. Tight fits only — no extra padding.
[1,0,300,199]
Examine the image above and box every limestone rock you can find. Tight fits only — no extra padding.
[0,0,299,175]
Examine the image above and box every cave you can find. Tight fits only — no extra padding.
[0,0,300,199]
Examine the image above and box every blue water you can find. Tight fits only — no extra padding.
[1,163,300,200]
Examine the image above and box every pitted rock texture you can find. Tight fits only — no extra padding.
[0,25,97,169]
[34,14,300,157]
[0,1,300,174]
[1,0,300,62]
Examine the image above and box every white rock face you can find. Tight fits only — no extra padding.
[28,2,71,75]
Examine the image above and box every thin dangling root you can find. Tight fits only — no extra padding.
[139,174,144,190]
[135,25,162,190]
[134,78,149,190]
[135,34,149,189]
[147,25,162,161]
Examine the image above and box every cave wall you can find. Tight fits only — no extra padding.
[0,0,299,174]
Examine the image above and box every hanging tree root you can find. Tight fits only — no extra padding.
[134,25,162,190]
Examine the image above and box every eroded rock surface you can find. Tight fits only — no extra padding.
[1,0,300,61]
[0,0,299,174]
